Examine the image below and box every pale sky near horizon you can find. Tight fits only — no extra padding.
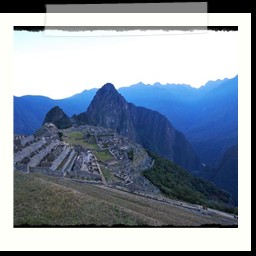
[14,29,238,99]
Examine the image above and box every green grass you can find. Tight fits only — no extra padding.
[64,133,113,161]
[65,132,99,150]
[68,131,84,140]
[143,153,236,213]
[14,171,238,227]
[100,166,120,183]
[80,141,99,150]
[94,150,113,162]
[87,135,96,144]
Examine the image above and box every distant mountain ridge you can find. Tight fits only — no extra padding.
[119,76,238,165]
[14,76,238,167]
[14,89,97,135]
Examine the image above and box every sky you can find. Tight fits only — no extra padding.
[14,29,238,99]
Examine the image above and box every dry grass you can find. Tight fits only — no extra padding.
[14,171,237,227]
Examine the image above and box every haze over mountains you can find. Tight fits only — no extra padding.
[119,76,238,166]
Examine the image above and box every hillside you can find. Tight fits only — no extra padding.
[197,145,238,206]
[215,146,238,205]
[14,171,237,227]
[143,153,236,213]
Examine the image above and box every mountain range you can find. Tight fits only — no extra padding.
[14,77,238,203]
[119,76,238,166]
[14,89,96,135]
[45,83,199,172]
[14,76,238,166]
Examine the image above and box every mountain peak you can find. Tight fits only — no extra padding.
[76,83,199,172]
[94,83,120,99]
[100,83,116,92]
[43,106,72,129]
[92,83,124,102]
[84,83,133,136]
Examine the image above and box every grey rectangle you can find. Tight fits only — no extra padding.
[44,26,208,32]
[46,3,207,13]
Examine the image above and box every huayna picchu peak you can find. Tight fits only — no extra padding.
[100,82,116,91]
[72,83,200,172]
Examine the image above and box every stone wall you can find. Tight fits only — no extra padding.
[15,164,29,173]
[20,135,34,147]
[29,167,64,177]
[29,141,58,167]
[14,139,45,164]
[51,147,71,170]
[67,170,101,180]
[62,150,76,173]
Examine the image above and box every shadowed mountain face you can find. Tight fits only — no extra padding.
[85,83,137,140]
[215,145,238,205]
[119,76,238,166]
[197,145,238,205]
[74,83,200,172]
[43,106,72,129]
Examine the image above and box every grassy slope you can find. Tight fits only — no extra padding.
[14,172,236,227]
[65,131,99,150]
[143,153,236,213]
[100,166,120,183]
[64,131,113,162]
[94,150,113,162]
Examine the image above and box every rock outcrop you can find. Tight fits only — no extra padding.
[43,106,72,129]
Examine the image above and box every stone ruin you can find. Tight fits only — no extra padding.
[14,123,158,193]
[14,123,102,182]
